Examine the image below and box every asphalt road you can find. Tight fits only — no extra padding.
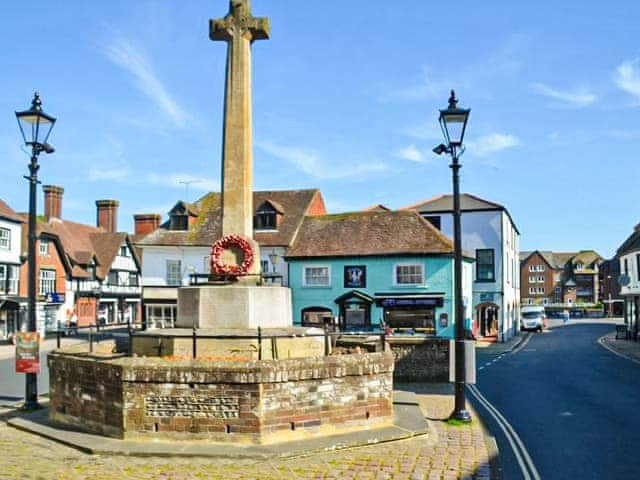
[473,323,640,479]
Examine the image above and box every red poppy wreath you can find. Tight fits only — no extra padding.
[210,234,255,277]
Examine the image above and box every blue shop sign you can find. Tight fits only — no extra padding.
[45,292,65,304]
[480,293,495,302]
[377,297,443,307]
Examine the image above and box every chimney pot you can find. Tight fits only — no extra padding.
[133,213,161,236]
[43,185,64,221]
[96,199,119,232]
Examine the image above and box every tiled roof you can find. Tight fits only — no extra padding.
[0,199,23,223]
[285,210,457,258]
[136,189,324,248]
[19,214,138,280]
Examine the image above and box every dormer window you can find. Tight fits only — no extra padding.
[254,203,278,231]
[170,214,188,231]
[576,262,583,271]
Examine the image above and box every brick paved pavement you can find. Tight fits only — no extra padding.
[0,383,495,480]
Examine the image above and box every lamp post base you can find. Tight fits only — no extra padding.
[450,409,472,423]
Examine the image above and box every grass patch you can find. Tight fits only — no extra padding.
[445,418,473,427]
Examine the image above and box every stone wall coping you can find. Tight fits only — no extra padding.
[49,351,394,384]
[386,337,449,345]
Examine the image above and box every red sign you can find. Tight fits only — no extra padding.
[15,332,40,374]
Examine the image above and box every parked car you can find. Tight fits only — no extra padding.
[520,306,546,332]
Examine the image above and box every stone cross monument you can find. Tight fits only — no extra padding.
[210,1,269,258]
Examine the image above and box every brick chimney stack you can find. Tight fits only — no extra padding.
[96,200,119,233]
[43,185,64,221]
[133,213,161,236]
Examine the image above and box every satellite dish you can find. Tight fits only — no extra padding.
[618,275,631,287]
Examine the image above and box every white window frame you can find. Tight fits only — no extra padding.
[394,263,424,286]
[538,275,544,283]
[0,228,10,250]
[166,260,182,286]
[39,269,56,295]
[145,304,177,329]
[529,276,536,283]
[302,265,331,287]
[119,244,129,257]
[39,239,49,256]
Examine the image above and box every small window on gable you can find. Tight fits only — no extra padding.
[424,216,441,230]
[254,203,277,230]
[119,244,128,257]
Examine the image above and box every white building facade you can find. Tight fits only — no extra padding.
[0,204,23,340]
[617,224,640,339]
[409,194,521,342]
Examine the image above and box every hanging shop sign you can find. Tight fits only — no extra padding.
[15,332,40,374]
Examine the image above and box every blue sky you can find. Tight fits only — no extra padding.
[1,0,640,258]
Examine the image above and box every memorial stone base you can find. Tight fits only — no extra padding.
[176,285,292,329]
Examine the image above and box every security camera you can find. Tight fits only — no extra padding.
[432,144,448,155]
[43,143,55,154]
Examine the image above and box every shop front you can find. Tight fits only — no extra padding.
[374,294,444,335]
[0,299,23,342]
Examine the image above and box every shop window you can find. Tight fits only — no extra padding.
[394,264,423,285]
[146,304,177,329]
[303,266,330,286]
[301,307,333,328]
[384,307,435,332]
[476,249,495,282]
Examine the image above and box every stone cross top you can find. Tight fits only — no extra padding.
[210,1,269,243]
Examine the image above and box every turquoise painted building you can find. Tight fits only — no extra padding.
[285,210,474,338]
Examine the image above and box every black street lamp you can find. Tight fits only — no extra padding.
[433,90,471,422]
[15,91,56,409]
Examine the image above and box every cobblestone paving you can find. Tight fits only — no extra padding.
[0,392,493,480]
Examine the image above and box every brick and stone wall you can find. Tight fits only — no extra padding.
[48,351,393,443]
[388,337,450,382]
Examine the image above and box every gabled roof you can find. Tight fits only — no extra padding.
[520,250,603,270]
[20,215,140,280]
[402,192,519,234]
[0,198,23,224]
[258,199,285,214]
[617,224,640,257]
[168,201,199,217]
[403,193,505,212]
[362,204,391,212]
[136,189,325,248]
[285,210,463,259]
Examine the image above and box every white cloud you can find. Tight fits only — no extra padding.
[380,67,446,103]
[614,58,640,104]
[256,141,387,180]
[399,121,443,141]
[531,83,597,107]
[105,36,190,127]
[145,173,218,192]
[89,166,131,181]
[468,133,520,157]
[395,144,425,163]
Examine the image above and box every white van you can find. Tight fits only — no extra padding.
[520,306,546,332]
